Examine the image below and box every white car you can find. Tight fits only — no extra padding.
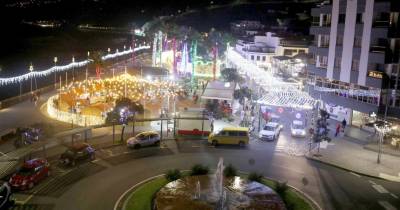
[291,120,306,137]
[126,131,160,149]
[259,123,281,141]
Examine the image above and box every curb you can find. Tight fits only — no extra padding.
[305,155,400,182]
[114,170,321,210]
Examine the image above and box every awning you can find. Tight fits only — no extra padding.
[201,80,235,101]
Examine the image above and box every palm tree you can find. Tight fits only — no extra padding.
[89,51,104,78]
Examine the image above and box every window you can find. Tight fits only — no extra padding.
[339,14,346,23]
[354,36,362,48]
[321,14,331,26]
[256,56,260,61]
[336,35,343,46]
[262,56,266,61]
[335,57,341,68]
[228,131,238,136]
[352,60,359,71]
[318,56,328,68]
[312,16,320,26]
[356,13,363,24]
[219,131,227,135]
[250,55,254,60]
[238,131,247,136]
[319,34,330,47]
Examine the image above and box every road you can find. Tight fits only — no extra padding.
[9,129,400,210]
[2,59,399,210]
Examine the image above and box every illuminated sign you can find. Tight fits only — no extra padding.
[368,71,383,79]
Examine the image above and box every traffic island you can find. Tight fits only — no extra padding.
[114,170,319,210]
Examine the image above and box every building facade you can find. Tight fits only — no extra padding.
[235,32,309,68]
[307,0,400,126]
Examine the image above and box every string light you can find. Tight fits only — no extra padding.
[46,73,183,126]
[0,45,150,86]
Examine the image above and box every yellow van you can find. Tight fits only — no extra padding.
[208,127,249,147]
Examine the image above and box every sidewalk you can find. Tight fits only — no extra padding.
[306,121,400,182]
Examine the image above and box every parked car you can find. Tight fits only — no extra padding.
[208,127,249,147]
[60,143,95,166]
[9,158,50,190]
[127,131,160,149]
[259,123,281,141]
[291,120,306,137]
[0,182,14,209]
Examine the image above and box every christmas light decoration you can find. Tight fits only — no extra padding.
[257,91,315,110]
[46,73,183,126]
[226,47,316,110]
[0,46,150,86]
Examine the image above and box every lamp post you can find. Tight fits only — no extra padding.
[374,123,390,164]
[54,57,58,88]
[86,51,90,82]
[72,56,75,81]
[29,63,34,92]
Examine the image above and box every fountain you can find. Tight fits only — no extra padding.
[214,157,226,209]
[154,158,287,210]
[194,180,201,199]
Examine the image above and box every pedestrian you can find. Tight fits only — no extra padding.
[342,118,347,130]
[335,123,341,137]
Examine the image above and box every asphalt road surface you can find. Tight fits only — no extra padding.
[10,129,400,210]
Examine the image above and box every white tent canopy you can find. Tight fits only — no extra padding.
[201,80,236,101]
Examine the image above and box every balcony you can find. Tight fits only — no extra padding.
[242,47,275,54]
[373,20,390,28]
[279,39,309,48]
[309,45,329,56]
[310,26,330,35]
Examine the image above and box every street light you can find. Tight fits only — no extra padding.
[86,51,90,82]
[54,57,58,88]
[72,56,75,81]
[374,123,391,164]
[146,75,152,81]
[29,63,34,92]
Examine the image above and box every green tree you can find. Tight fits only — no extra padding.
[234,87,252,105]
[106,97,144,141]
[220,68,242,83]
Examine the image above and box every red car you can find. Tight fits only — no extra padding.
[9,158,50,190]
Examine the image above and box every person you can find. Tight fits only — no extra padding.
[335,123,341,137]
[342,119,347,130]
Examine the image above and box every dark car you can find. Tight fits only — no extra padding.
[60,143,95,166]
[0,182,15,209]
[9,158,50,190]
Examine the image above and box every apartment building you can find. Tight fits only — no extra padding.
[307,0,400,126]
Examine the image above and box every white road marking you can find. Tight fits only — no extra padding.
[372,184,389,194]
[350,172,361,178]
[123,151,130,154]
[379,173,400,182]
[369,180,377,185]
[390,193,398,199]
[378,201,397,210]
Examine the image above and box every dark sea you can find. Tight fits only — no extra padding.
[0,23,133,100]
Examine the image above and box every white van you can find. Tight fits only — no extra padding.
[291,120,306,137]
